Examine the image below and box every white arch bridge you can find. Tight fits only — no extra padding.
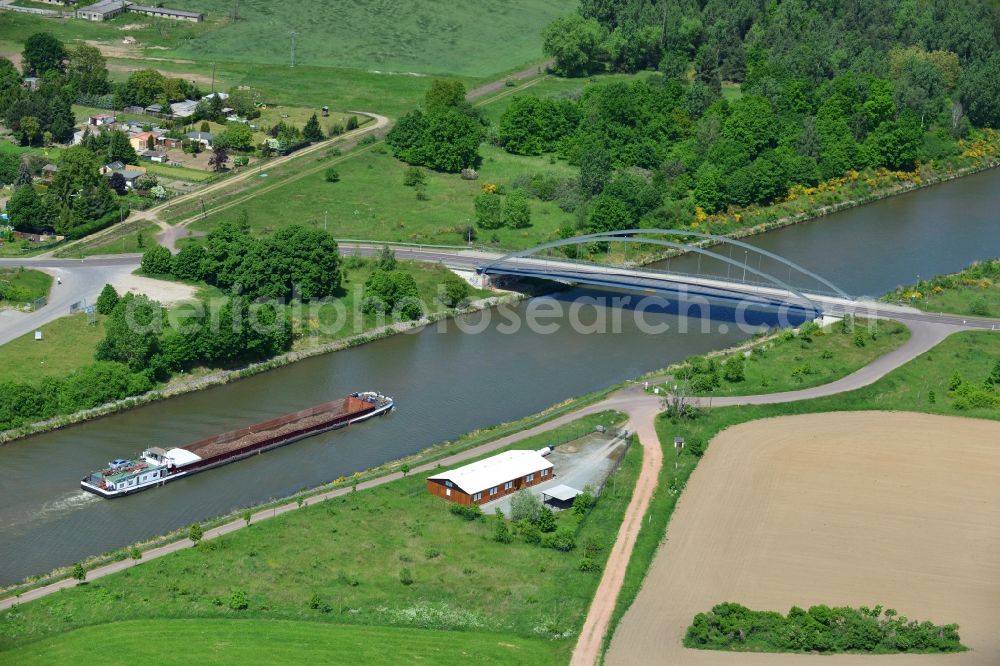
[475,229,859,320]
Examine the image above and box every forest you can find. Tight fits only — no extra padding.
[487,0,1000,235]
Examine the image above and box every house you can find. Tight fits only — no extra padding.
[145,104,163,114]
[89,113,116,127]
[77,0,127,21]
[185,131,214,149]
[157,136,181,149]
[202,92,229,102]
[170,100,199,119]
[129,132,157,151]
[41,164,58,180]
[140,150,168,163]
[22,77,39,91]
[123,105,145,115]
[107,168,146,189]
[426,449,554,506]
[72,130,84,146]
[100,161,125,176]
[127,4,203,22]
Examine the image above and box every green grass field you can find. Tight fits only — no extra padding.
[188,144,577,248]
[0,314,105,384]
[2,619,563,665]
[0,412,634,660]
[0,267,51,305]
[161,0,572,77]
[143,162,216,182]
[680,319,910,397]
[55,218,161,258]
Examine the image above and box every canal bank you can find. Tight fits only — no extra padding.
[0,165,998,586]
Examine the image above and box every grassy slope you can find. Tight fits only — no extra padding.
[189,145,577,247]
[0,412,636,661]
[2,619,562,665]
[691,319,910,397]
[162,0,573,77]
[0,314,105,384]
[604,329,1000,658]
[0,267,52,303]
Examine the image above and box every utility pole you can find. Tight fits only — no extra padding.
[324,209,328,232]
[289,31,298,68]
[232,0,239,21]
[211,63,216,93]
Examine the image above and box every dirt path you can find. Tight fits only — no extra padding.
[466,59,553,100]
[606,412,1000,665]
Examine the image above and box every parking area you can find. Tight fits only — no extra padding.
[485,430,630,517]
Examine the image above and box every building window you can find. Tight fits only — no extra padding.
[541,469,549,477]
[525,473,534,482]
[504,481,513,491]
[473,492,482,501]
[444,480,453,488]
[446,488,451,497]
[489,486,498,496]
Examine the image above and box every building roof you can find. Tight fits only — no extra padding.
[427,450,553,496]
[117,170,145,181]
[170,100,199,118]
[41,163,58,172]
[145,104,163,112]
[202,92,229,101]
[129,4,204,19]
[131,131,156,141]
[185,131,214,141]
[91,113,115,120]
[105,160,125,171]
[542,484,582,502]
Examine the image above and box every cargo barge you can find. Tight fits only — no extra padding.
[81,392,394,498]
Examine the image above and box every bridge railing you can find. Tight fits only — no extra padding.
[481,254,849,300]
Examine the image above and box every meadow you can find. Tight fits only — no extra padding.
[1,619,563,665]
[188,144,578,248]
[0,411,634,662]
[0,313,105,384]
[161,0,573,77]
[0,267,51,305]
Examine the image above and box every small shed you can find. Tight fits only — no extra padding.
[541,484,583,510]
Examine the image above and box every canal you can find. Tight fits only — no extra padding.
[0,168,996,586]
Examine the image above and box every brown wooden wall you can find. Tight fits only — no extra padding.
[426,467,551,505]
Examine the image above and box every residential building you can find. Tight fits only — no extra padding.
[185,131,214,149]
[170,100,199,119]
[129,132,157,151]
[127,4,203,21]
[426,450,554,506]
[89,113,116,126]
[77,0,127,21]
[140,150,168,163]
[41,164,58,180]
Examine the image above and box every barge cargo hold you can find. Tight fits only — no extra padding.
[81,392,394,498]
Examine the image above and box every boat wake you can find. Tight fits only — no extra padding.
[1,491,101,532]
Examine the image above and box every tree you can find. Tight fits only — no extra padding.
[68,44,110,95]
[95,293,161,370]
[587,194,632,234]
[141,245,173,275]
[438,271,470,308]
[95,283,120,315]
[510,489,543,523]
[493,508,513,544]
[542,15,606,77]
[123,69,166,107]
[188,523,203,545]
[385,110,426,160]
[537,506,557,533]
[243,509,252,526]
[419,109,481,172]
[265,225,343,299]
[362,270,421,320]
[71,562,86,583]
[18,116,41,147]
[303,113,324,142]
[474,192,503,229]
[108,172,127,196]
[424,79,466,112]
[22,32,66,77]
[722,96,778,157]
[375,245,397,272]
[502,188,531,228]
[960,54,1000,128]
[209,147,229,172]
[6,184,54,232]
[172,243,207,281]
[723,354,745,383]
[0,153,19,186]
[579,147,612,195]
[217,122,254,151]
[403,167,426,187]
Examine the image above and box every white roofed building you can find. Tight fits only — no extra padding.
[426,449,553,506]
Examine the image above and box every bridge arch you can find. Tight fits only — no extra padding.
[480,228,850,300]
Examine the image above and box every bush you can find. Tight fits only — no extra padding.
[324,167,340,183]
[519,521,542,544]
[95,283,120,315]
[577,557,601,572]
[572,487,596,516]
[228,589,249,611]
[71,562,86,582]
[537,506,557,533]
[510,489,543,523]
[140,245,173,275]
[188,523,203,544]
[438,272,471,308]
[448,503,482,521]
[493,508,513,544]
[403,167,426,187]
[399,568,414,586]
[308,593,332,613]
[542,527,576,551]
